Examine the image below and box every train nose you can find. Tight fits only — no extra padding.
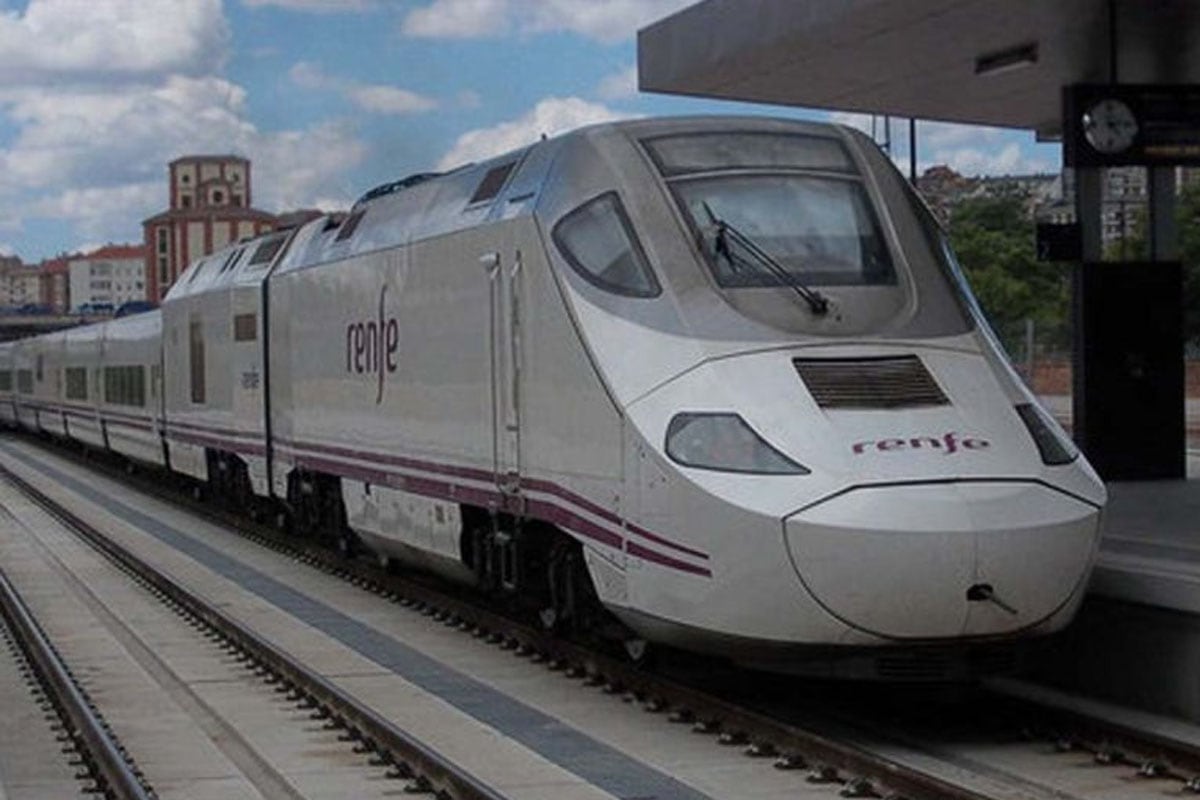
[783,482,1101,640]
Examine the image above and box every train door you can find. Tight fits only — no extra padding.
[483,248,523,506]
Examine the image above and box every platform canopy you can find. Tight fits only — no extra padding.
[638,0,1200,139]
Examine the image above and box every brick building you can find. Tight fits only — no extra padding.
[38,256,71,313]
[0,259,42,308]
[142,155,276,301]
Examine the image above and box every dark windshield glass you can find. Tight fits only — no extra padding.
[553,192,660,297]
[645,132,854,176]
[675,174,895,288]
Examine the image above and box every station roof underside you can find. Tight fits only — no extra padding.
[638,0,1200,138]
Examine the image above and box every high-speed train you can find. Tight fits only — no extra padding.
[0,117,1106,679]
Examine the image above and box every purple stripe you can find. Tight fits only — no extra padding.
[279,436,494,484]
[21,399,155,428]
[166,418,263,440]
[526,498,624,549]
[19,403,712,576]
[279,437,709,561]
[168,430,266,457]
[104,417,155,434]
[626,542,712,577]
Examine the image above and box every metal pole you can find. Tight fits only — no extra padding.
[909,118,917,184]
[1025,317,1035,383]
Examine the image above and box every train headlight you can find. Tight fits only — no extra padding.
[1015,403,1079,466]
[665,413,809,475]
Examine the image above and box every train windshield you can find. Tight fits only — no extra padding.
[645,132,896,289]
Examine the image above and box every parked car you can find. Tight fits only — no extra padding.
[77,302,115,316]
[115,300,158,318]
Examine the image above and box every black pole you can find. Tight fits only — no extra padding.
[909,118,917,184]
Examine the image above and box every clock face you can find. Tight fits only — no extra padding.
[1082,98,1139,154]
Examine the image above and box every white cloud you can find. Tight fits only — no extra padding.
[596,64,637,100]
[437,96,634,170]
[919,123,1056,176]
[289,61,437,114]
[828,112,1057,176]
[0,243,13,257]
[250,120,368,210]
[402,0,694,44]
[288,61,332,90]
[30,182,161,241]
[346,85,437,115]
[241,0,375,11]
[828,111,874,135]
[0,74,367,252]
[0,0,228,86]
[402,0,508,38]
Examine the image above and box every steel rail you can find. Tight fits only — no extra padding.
[0,567,153,800]
[21,434,1200,798]
[1,437,996,800]
[0,462,508,800]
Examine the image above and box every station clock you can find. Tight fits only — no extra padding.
[1065,84,1200,167]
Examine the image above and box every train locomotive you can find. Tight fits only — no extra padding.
[0,116,1106,679]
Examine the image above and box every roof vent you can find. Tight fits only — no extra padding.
[793,355,949,409]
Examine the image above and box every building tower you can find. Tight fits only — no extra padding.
[141,155,276,301]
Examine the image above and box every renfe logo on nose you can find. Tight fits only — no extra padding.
[852,432,990,456]
[346,284,399,404]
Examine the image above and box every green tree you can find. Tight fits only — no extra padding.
[947,193,1069,353]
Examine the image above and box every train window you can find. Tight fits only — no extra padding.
[644,132,854,177]
[65,367,88,401]
[468,162,516,205]
[552,193,660,298]
[190,317,206,404]
[16,370,32,394]
[246,235,286,269]
[218,248,244,275]
[674,175,895,288]
[0,371,10,392]
[103,365,145,407]
[335,209,366,242]
[233,313,257,342]
[186,257,212,285]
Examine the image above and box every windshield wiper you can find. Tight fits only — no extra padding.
[701,202,829,316]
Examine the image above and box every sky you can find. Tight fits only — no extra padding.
[0,0,1061,263]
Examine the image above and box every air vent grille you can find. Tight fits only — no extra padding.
[793,355,949,409]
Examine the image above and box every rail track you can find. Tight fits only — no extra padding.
[0,457,508,800]
[5,431,1200,800]
[0,567,152,799]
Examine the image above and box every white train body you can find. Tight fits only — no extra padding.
[3,117,1105,676]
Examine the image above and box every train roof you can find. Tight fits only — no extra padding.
[168,115,860,288]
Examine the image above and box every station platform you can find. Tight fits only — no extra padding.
[1028,447,1200,720]
[1091,451,1200,613]
[1036,393,1200,615]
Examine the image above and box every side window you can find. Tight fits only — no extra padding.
[190,317,206,404]
[552,192,660,298]
[233,313,257,342]
[103,366,146,407]
[65,367,88,401]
